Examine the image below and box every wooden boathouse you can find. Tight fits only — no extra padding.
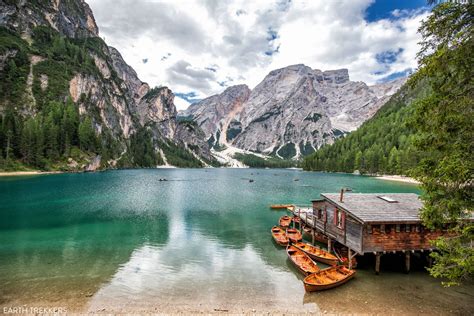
[308,192,445,274]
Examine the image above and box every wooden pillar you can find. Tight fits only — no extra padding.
[311,229,315,245]
[348,248,352,270]
[327,239,332,253]
[298,210,302,231]
[405,252,411,273]
[375,253,381,275]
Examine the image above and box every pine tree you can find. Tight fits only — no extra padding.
[78,117,96,151]
[411,2,474,286]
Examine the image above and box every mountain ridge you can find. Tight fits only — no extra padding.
[0,0,216,171]
[181,63,406,160]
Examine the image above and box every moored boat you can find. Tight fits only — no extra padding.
[302,225,312,234]
[293,242,338,266]
[286,245,320,275]
[279,215,292,228]
[270,204,294,210]
[271,226,289,246]
[292,216,301,224]
[303,266,356,292]
[286,228,303,243]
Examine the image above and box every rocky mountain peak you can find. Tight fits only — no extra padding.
[0,0,216,169]
[321,68,350,84]
[0,0,99,38]
[182,64,406,159]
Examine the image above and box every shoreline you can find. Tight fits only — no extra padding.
[375,175,420,184]
[0,171,63,177]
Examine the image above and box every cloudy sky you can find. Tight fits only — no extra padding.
[86,0,431,110]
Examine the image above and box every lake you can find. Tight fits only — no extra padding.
[0,169,472,314]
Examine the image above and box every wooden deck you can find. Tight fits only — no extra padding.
[286,194,449,274]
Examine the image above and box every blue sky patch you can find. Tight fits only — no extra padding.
[267,28,278,41]
[365,0,430,22]
[175,92,202,104]
[376,48,404,65]
[377,68,413,83]
[265,44,280,56]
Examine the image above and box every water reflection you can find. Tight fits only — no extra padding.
[3,169,472,313]
[88,236,315,313]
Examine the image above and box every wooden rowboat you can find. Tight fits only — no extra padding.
[303,266,356,292]
[271,226,289,246]
[302,225,312,234]
[270,204,293,210]
[286,228,303,243]
[292,216,301,224]
[279,215,292,228]
[286,245,320,275]
[293,242,339,266]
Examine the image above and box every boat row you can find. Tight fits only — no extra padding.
[287,245,356,291]
[271,215,355,291]
[271,226,303,245]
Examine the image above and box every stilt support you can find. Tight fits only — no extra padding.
[375,252,381,275]
[348,248,352,270]
[327,239,332,253]
[311,229,315,245]
[405,252,411,273]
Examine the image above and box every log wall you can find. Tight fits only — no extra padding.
[362,224,444,253]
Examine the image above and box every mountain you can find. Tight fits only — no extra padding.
[302,79,428,175]
[0,0,216,171]
[181,64,405,159]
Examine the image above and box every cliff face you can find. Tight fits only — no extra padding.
[182,64,405,159]
[0,0,99,38]
[0,0,213,169]
[181,84,251,145]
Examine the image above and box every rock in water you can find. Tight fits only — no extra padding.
[85,155,101,172]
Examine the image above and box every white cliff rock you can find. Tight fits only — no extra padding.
[182,64,406,159]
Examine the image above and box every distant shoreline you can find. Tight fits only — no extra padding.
[0,171,63,177]
[375,175,420,184]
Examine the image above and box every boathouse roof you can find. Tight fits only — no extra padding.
[320,193,423,224]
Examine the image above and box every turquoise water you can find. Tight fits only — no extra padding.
[0,169,472,313]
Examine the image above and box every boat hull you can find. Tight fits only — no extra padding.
[271,226,289,246]
[286,245,320,276]
[279,216,292,228]
[270,204,293,210]
[293,242,338,266]
[303,266,356,292]
[286,228,302,243]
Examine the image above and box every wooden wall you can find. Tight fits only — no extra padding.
[312,200,363,253]
[311,200,446,254]
[362,224,444,253]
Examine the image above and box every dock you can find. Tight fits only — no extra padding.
[284,191,467,274]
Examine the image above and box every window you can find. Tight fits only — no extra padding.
[381,224,386,234]
[405,224,411,232]
[396,224,400,233]
[334,208,344,229]
[317,209,323,220]
[377,196,399,203]
[367,224,372,234]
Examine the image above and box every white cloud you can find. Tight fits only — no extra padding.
[86,0,428,109]
[174,96,191,112]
